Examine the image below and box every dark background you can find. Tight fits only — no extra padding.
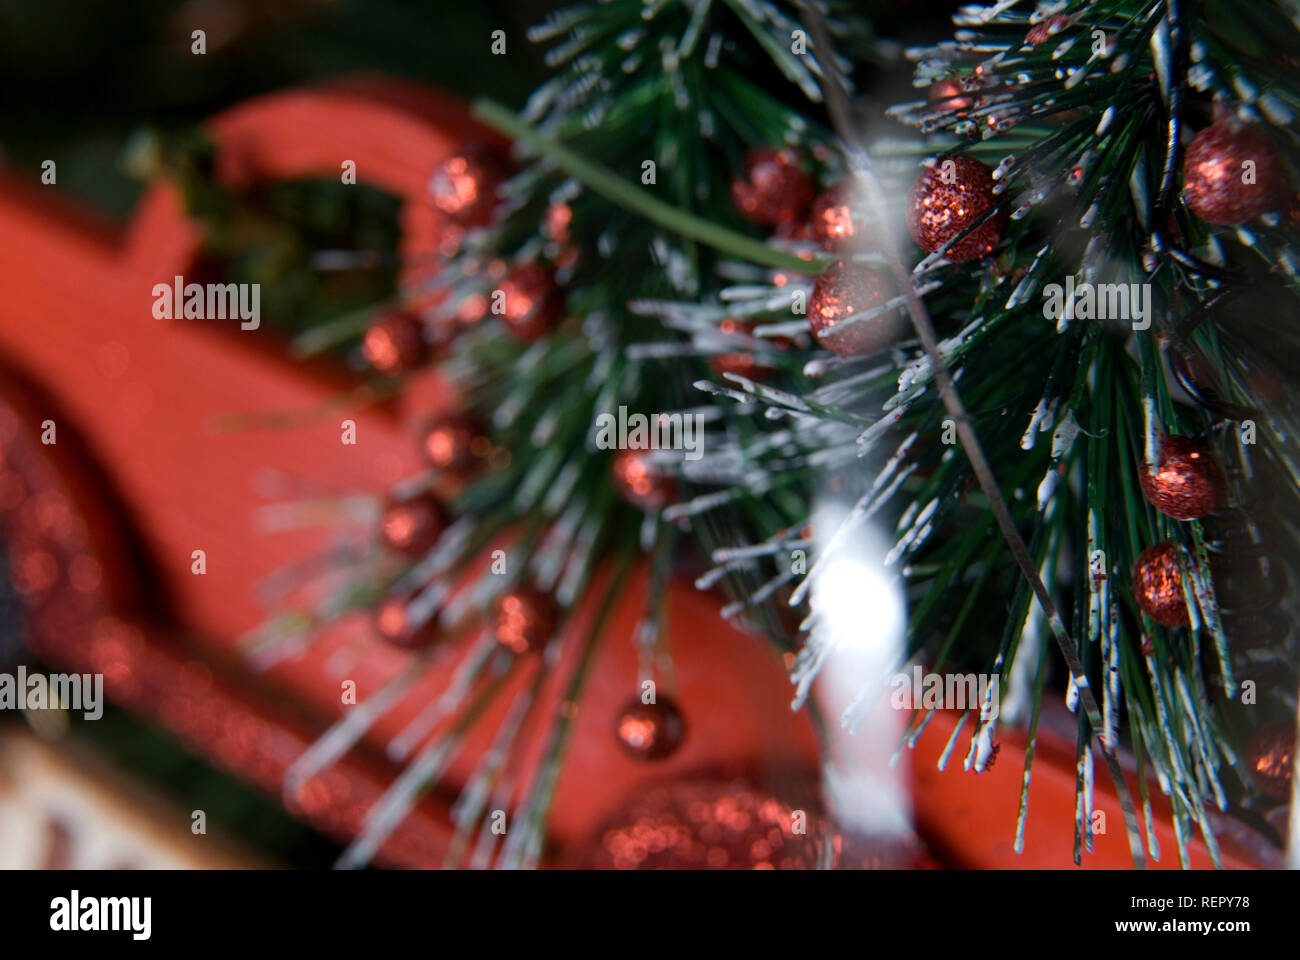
[0,0,940,218]
[0,0,555,217]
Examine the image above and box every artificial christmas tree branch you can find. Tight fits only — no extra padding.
[472,98,826,275]
[203,0,1298,867]
[798,0,1147,869]
[618,0,1299,866]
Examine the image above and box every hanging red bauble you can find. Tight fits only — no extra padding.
[496,261,562,342]
[1139,435,1222,521]
[1182,120,1284,226]
[572,778,827,869]
[614,696,686,761]
[612,449,675,510]
[906,157,1007,262]
[361,312,427,374]
[378,494,446,556]
[809,181,868,252]
[493,588,558,655]
[1025,14,1070,46]
[732,146,815,227]
[374,596,439,650]
[1246,722,1295,801]
[420,415,479,474]
[428,146,509,228]
[1132,542,1190,627]
[708,318,783,380]
[808,260,899,357]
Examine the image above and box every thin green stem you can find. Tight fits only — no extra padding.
[472,99,827,276]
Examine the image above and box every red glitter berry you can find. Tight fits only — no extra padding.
[1139,435,1222,521]
[808,260,900,357]
[1132,542,1191,628]
[809,181,869,252]
[732,146,815,227]
[906,157,1008,262]
[1182,120,1284,226]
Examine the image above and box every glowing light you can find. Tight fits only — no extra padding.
[808,501,911,839]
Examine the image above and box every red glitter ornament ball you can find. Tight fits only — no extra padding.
[1182,120,1284,226]
[1025,14,1070,46]
[612,449,674,511]
[808,260,899,357]
[496,261,562,342]
[810,181,868,252]
[378,495,446,556]
[374,596,439,650]
[614,696,685,761]
[732,146,815,227]
[575,778,826,869]
[1132,542,1190,627]
[420,415,479,474]
[1246,722,1295,801]
[428,146,509,228]
[1139,435,1222,521]
[906,157,1007,262]
[361,312,426,374]
[493,588,558,655]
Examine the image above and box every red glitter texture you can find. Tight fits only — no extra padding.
[731,146,815,227]
[810,181,868,252]
[1182,121,1284,226]
[906,157,1007,262]
[808,260,899,357]
[1139,435,1222,521]
[1132,542,1190,628]
[576,778,825,869]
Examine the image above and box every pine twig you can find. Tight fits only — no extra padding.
[471,99,827,276]
[799,0,1148,869]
